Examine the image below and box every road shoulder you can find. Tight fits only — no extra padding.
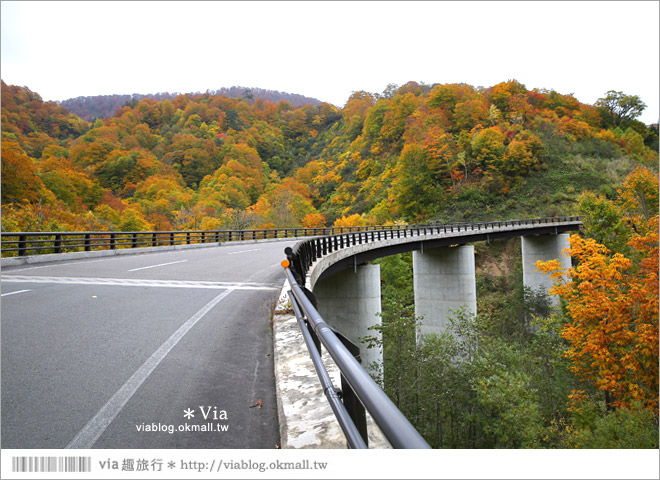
[272,281,390,449]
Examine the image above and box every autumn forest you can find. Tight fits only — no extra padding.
[1,79,658,448]
[1,79,657,233]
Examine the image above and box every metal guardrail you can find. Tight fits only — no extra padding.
[281,216,581,448]
[1,217,580,259]
[0,225,408,258]
[282,264,431,449]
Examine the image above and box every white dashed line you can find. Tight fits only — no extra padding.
[127,260,188,272]
[1,289,31,297]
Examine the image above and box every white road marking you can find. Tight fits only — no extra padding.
[1,289,31,297]
[2,275,282,291]
[227,248,261,255]
[127,259,188,272]
[66,288,234,448]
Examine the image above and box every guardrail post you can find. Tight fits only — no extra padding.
[340,373,368,447]
[329,330,368,445]
[84,234,91,251]
[110,233,116,250]
[18,234,27,256]
[152,233,157,246]
[54,234,62,254]
[132,233,138,248]
[307,319,322,355]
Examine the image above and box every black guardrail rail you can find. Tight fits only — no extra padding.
[0,225,409,257]
[282,264,431,449]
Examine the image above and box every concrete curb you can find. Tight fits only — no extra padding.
[272,281,390,449]
[1,237,305,268]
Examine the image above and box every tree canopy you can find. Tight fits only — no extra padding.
[2,79,657,234]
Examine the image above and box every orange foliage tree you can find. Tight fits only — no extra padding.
[537,170,659,413]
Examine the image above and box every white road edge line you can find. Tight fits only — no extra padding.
[227,248,261,255]
[1,289,31,297]
[1,276,282,291]
[127,259,188,272]
[65,288,234,449]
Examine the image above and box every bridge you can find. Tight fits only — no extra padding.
[0,217,581,449]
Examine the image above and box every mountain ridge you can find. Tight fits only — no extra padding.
[58,86,323,121]
[2,79,657,235]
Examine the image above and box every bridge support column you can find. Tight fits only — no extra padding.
[413,245,477,337]
[313,264,382,370]
[521,233,571,305]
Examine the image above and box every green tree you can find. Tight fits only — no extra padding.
[576,191,630,254]
[567,402,659,448]
[118,207,153,231]
[596,90,647,127]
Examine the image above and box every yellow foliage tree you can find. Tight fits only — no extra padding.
[537,211,658,413]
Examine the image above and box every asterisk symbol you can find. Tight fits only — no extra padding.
[167,461,176,469]
[183,408,195,419]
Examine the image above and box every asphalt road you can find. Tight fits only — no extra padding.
[1,241,295,449]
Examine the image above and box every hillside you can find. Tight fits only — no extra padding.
[58,87,322,122]
[3,79,657,453]
[1,79,658,234]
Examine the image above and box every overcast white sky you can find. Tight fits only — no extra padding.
[2,1,658,124]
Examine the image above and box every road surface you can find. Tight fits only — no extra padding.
[1,240,295,449]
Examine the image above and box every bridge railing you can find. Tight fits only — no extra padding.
[0,225,407,258]
[0,217,580,258]
[282,264,431,449]
[281,216,581,447]
[284,216,582,286]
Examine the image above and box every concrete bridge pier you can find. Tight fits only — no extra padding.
[521,233,571,305]
[313,264,383,370]
[413,245,477,337]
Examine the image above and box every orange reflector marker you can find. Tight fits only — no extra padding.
[281,259,290,268]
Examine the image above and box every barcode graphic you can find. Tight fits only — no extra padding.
[12,456,91,473]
